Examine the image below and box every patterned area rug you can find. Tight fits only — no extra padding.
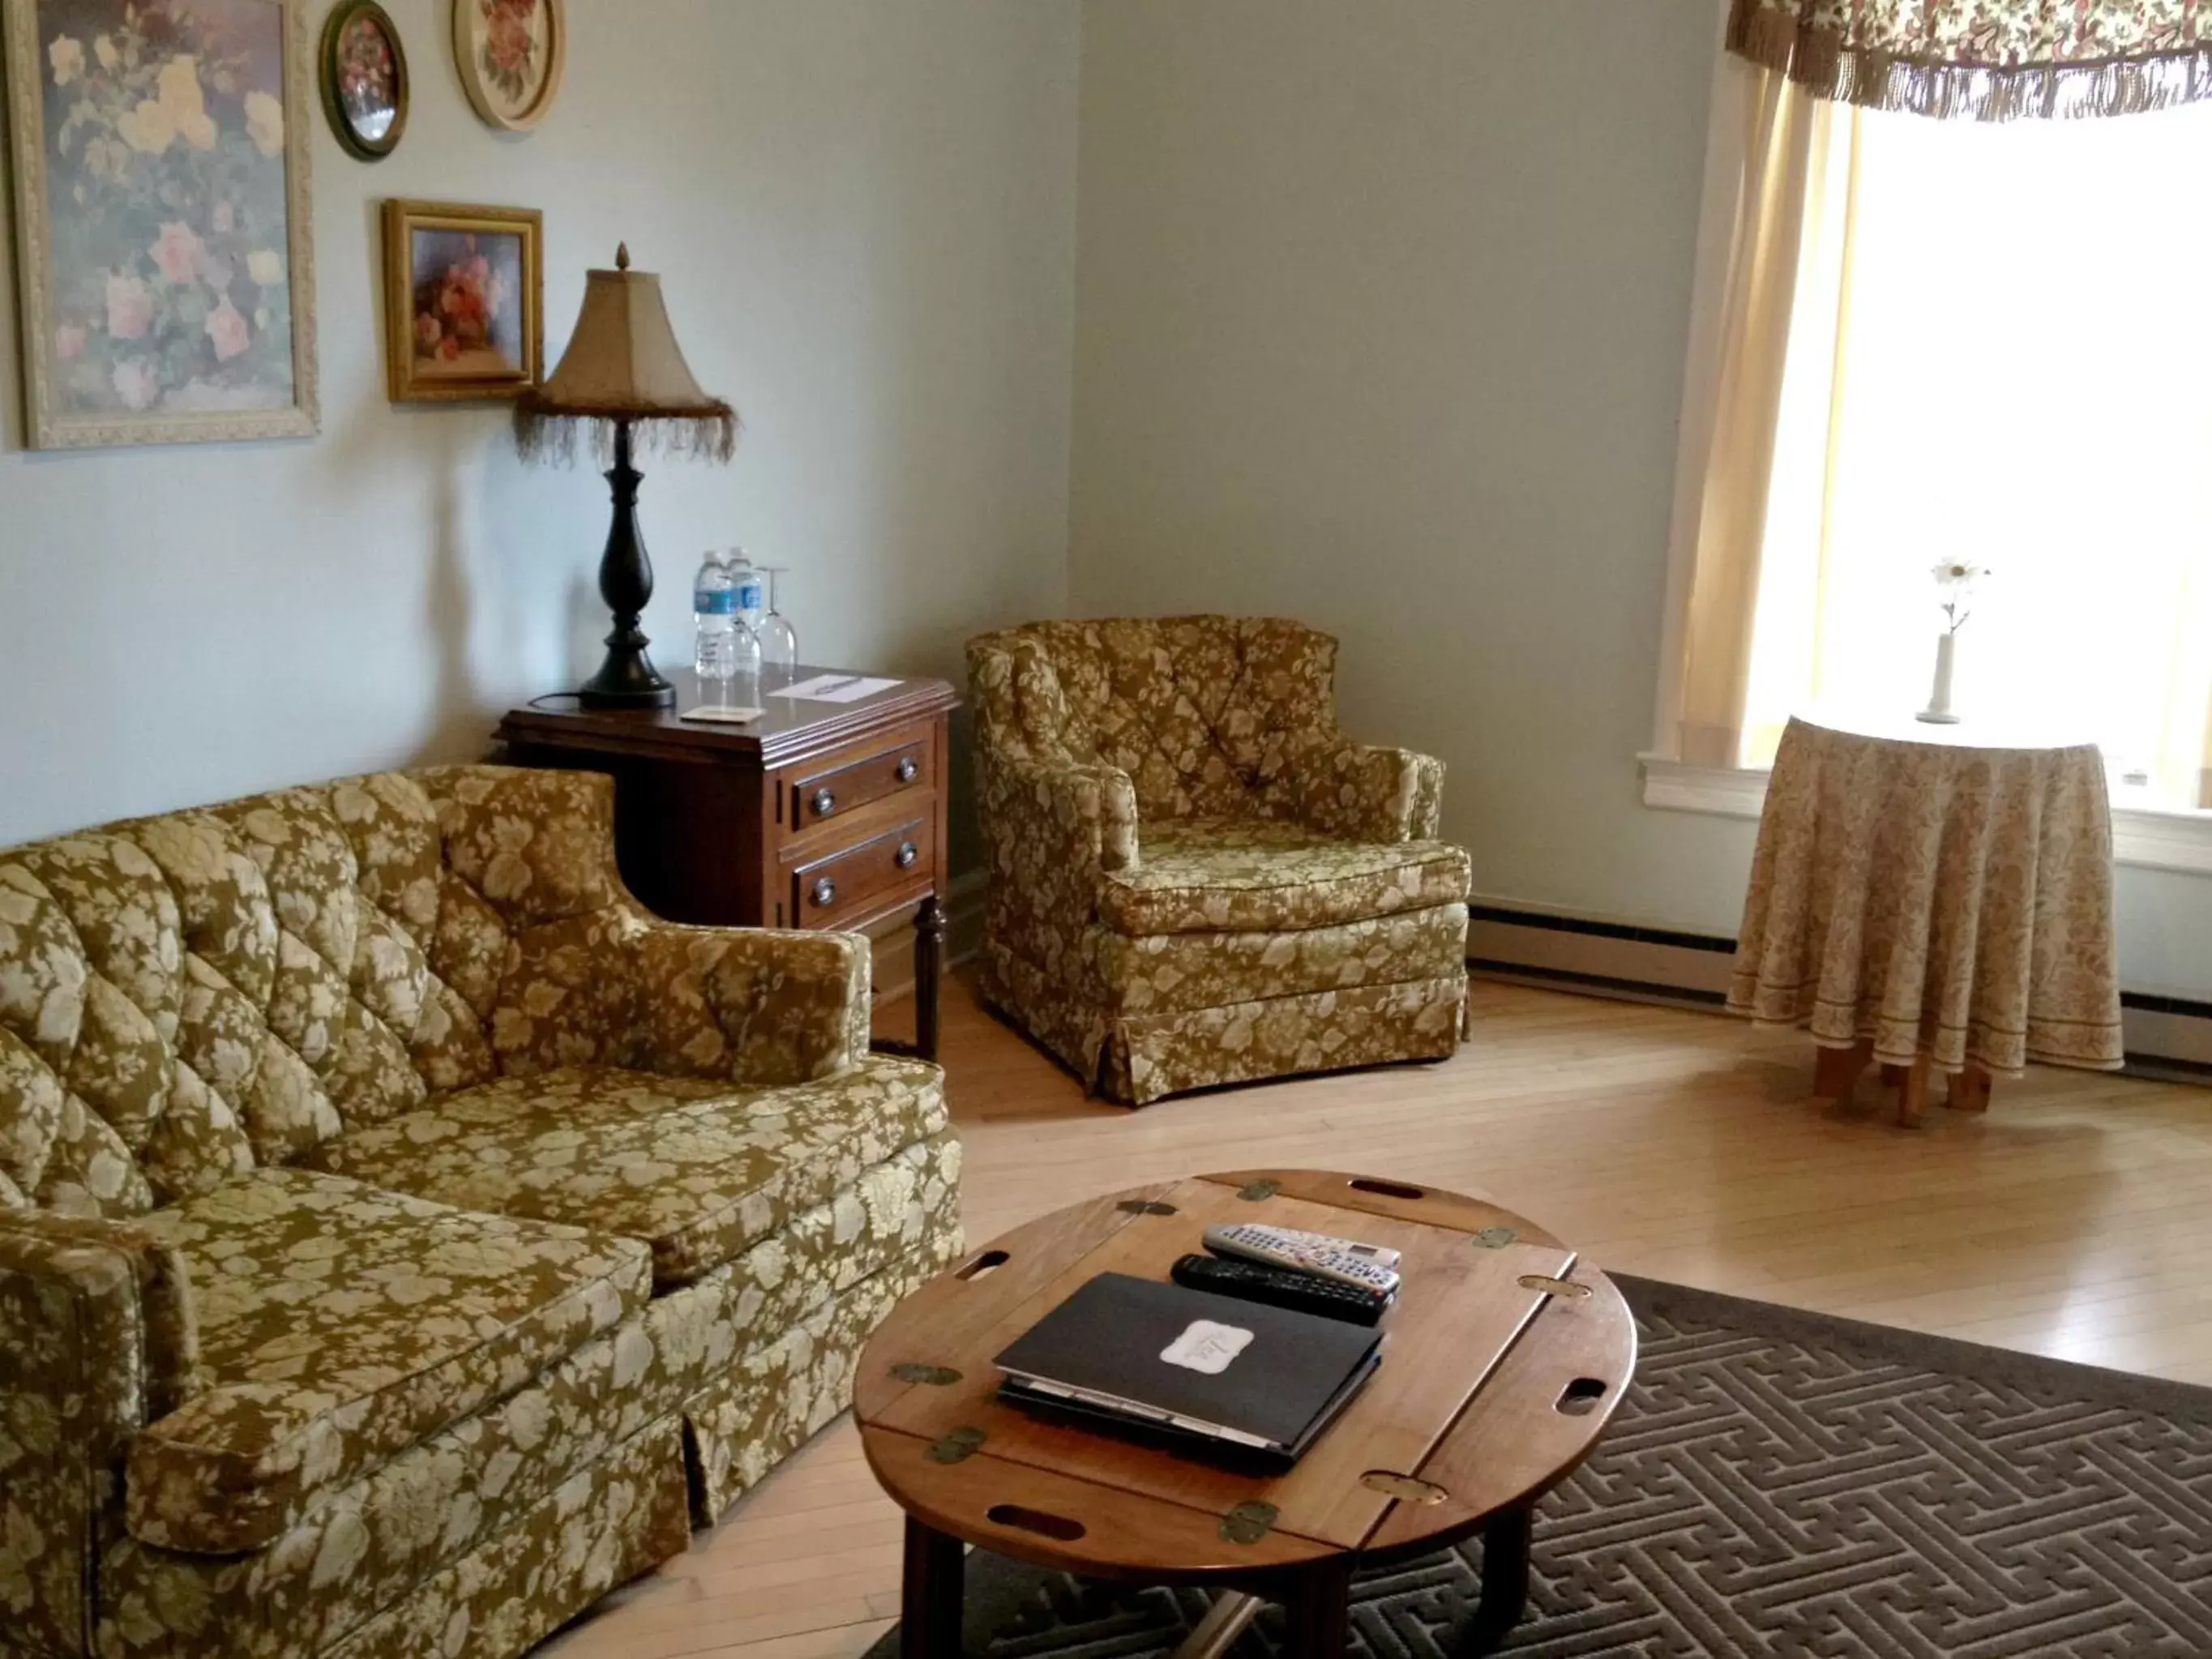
[863,1276,2212,1657]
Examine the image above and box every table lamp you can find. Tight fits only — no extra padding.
[516,244,738,708]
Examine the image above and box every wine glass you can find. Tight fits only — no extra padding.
[758,567,799,688]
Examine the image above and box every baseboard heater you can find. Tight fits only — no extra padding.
[1466,903,2212,1081]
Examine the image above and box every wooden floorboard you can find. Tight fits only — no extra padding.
[541,973,2212,1658]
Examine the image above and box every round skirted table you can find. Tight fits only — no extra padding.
[1729,712,2124,1122]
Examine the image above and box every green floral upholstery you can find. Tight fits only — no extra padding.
[969,618,1470,1105]
[0,1210,203,1658]
[128,1168,650,1556]
[1099,818,1470,935]
[306,1058,947,1288]
[0,764,960,1659]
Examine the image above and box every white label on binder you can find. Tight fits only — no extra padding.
[1160,1319,1253,1375]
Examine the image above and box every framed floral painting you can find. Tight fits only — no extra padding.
[451,0,563,132]
[3,0,318,449]
[319,0,405,162]
[381,199,541,403]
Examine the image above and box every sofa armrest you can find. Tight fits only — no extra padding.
[0,1210,200,1657]
[1294,738,1446,844]
[631,921,873,1088]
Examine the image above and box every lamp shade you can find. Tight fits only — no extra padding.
[515,244,736,464]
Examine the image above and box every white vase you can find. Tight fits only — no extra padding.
[1916,631,1960,725]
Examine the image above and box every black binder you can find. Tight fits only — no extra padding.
[993,1272,1383,1458]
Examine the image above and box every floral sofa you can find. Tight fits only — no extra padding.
[968,617,1471,1105]
[0,767,961,1659]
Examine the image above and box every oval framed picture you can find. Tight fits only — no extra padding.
[321,0,409,161]
[452,0,567,132]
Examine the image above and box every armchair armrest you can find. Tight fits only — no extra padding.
[0,1209,200,1657]
[1293,738,1446,844]
[978,753,1141,947]
[631,921,872,1088]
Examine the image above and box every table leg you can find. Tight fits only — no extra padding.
[1463,1504,1534,1653]
[900,1516,963,1659]
[913,896,944,1064]
[1169,1591,1264,1659]
[1812,1040,1872,1104]
[1949,1062,1993,1113]
[1279,1560,1354,1659]
[1880,1054,1931,1127]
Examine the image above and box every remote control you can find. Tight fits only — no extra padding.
[1203,1223,1403,1294]
[1172,1253,1390,1326]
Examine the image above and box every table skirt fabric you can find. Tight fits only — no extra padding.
[1728,717,2124,1075]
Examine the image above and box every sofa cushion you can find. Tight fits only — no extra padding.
[127,1167,648,1555]
[306,1057,948,1289]
[1099,819,1470,935]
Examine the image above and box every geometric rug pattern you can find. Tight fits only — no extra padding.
[866,1276,2212,1657]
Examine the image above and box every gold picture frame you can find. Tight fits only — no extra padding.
[3,0,319,450]
[451,0,565,133]
[381,199,542,404]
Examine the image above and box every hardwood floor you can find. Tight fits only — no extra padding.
[543,973,2212,1659]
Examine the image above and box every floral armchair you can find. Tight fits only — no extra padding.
[967,617,1471,1104]
[0,766,959,1659]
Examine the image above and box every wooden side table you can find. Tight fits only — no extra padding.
[494,667,959,1061]
[854,1169,1637,1657]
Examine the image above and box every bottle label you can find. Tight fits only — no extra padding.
[737,579,765,611]
[695,589,738,615]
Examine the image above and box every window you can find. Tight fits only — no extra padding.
[1735,99,2212,806]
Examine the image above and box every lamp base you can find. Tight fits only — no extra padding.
[577,652,675,710]
[576,417,675,710]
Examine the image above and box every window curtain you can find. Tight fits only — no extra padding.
[1668,63,1848,768]
[1729,0,2212,122]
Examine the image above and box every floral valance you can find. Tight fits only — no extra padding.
[1728,0,2212,120]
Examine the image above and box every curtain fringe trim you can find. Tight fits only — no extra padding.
[1727,5,2212,121]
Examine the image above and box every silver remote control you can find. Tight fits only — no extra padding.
[1203,1223,1402,1294]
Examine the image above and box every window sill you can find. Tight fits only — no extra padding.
[1638,753,2212,876]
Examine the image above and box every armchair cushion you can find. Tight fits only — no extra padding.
[306,1057,946,1290]
[127,1168,648,1556]
[1097,819,1471,936]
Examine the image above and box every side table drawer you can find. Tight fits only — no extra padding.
[780,721,935,845]
[789,817,935,929]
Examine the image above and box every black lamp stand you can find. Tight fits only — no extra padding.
[578,417,676,709]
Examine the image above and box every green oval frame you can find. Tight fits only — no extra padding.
[320,0,409,163]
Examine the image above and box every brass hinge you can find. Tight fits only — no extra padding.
[1219,1500,1279,1544]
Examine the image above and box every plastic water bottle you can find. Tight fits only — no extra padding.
[729,547,767,638]
[693,553,739,706]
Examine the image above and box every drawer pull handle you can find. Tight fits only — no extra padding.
[811,877,837,908]
[811,788,836,818]
[896,840,918,870]
[895,756,919,784]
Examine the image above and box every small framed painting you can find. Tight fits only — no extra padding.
[2,0,319,449]
[381,199,541,403]
[451,0,564,132]
[320,0,406,161]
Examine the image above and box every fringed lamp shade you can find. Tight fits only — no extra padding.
[517,245,738,709]
[516,243,737,464]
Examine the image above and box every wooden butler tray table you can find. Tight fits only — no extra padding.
[854,1169,1639,1658]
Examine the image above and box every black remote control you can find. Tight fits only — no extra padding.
[1170,1253,1390,1327]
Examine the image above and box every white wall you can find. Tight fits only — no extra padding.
[1068,0,2212,998]
[0,0,1078,856]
